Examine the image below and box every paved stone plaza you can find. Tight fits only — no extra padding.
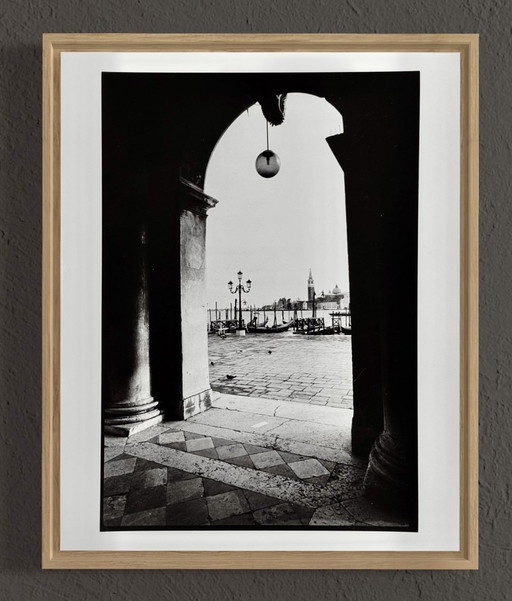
[208,331,354,409]
[102,334,411,529]
[103,394,410,529]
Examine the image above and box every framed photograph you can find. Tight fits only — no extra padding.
[42,33,478,569]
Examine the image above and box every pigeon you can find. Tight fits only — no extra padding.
[210,361,215,366]
[226,374,236,380]
[268,350,272,354]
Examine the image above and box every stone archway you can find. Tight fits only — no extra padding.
[101,71,419,511]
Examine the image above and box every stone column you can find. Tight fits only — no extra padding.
[103,228,163,436]
[179,177,218,419]
[326,72,419,513]
[362,180,418,512]
[326,134,384,458]
[358,86,419,513]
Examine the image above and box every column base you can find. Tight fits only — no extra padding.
[183,388,212,419]
[363,430,416,512]
[104,396,163,437]
[351,422,382,459]
[105,413,163,437]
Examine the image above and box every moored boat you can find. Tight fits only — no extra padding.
[248,316,268,329]
[305,325,336,335]
[247,319,295,333]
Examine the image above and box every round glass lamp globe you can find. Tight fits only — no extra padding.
[255,150,281,178]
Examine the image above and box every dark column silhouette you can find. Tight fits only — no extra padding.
[327,73,419,516]
[101,78,164,434]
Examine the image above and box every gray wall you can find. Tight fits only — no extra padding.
[0,1,507,599]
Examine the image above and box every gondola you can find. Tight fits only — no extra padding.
[248,316,268,329]
[341,326,352,335]
[209,319,238,334]
[247,319,295,334]
[304,326,337,335]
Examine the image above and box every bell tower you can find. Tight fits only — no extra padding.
[307,268,315,302]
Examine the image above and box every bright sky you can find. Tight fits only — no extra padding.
[204,93,349,309]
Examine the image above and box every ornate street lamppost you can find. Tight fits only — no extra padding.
[228,270,252,336]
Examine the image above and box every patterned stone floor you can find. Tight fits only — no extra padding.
[208,331,353,408]
[103,395,411,529]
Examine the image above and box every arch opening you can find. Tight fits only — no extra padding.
[204,92,354,438]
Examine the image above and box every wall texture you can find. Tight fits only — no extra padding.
[0,1,508,599]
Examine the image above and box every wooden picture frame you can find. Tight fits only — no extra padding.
[42,33,478,569]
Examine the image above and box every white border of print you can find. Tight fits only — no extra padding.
[60,51,459,551]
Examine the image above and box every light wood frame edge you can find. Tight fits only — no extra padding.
[42,33,479,570]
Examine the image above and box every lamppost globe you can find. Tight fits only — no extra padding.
[255,150,280,178]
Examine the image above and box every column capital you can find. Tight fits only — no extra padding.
[179,177,218,216]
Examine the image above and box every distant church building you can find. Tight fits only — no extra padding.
[307,268,315,303]
[303,269,349,311]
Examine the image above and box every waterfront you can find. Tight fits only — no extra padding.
[207,308,350,330]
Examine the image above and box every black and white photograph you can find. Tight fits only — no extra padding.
[100,69,420,531]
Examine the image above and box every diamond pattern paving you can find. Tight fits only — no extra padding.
[288,458,330,479]
[102,397,411,529]
[250,450,285,469]
[159,431,185,445]
[186,437,214,452]
[207,490,250,521]
[103,423,371,528]
[167,477,204,505]
[217,443,247,460]
[104,457,137,479]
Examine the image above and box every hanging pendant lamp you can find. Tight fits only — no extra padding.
[255,120,280,178]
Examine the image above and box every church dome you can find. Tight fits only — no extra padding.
[332,284,341,295]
